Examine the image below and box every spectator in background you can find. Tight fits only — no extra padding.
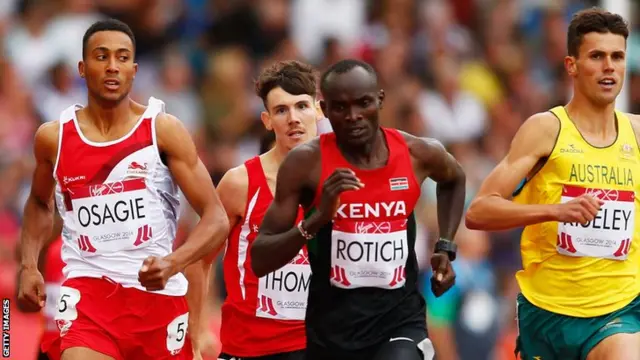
[290,0,366,64]
[425,226,500,360]
[418,53,487,152]
[3,0,57,87]
[46,0,103,71]
[34,61,85,124]
[201,47,260,160]
[144,46,204,139]
[0,59,39,163]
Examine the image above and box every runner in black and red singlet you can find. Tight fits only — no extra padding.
[251,59,467,360]
[215,60,325,360]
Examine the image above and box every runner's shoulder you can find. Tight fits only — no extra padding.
[218,164,249,193]
[514,111,560,157]
[34,121,60,162]
[217,164,249,219]
[153,112,183,138]
[154,111,180,128]
[521,111,560,138]
[273,138,321,192]
[626,112,640,138]
[153,112,194,151]
[396,130,447,156]
[282,138,321,170]
[35,120,60,144]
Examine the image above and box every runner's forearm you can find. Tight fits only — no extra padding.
[429,325,460,360]
[251,227,308,278]
[20,195,55,270]
[466,195,556,231]
[436,172,466,241]
[185,261,209,336]
[165,209,229,275]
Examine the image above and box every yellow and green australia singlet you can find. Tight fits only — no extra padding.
[514,106,640,317]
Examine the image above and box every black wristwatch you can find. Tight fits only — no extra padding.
[434,238,457,262]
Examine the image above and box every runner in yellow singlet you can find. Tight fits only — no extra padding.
[465,8,640,360]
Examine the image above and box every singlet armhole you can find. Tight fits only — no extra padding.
[52,119,64,179]
[151,105,170,171]
[512,111,561,197]
[384,128,421,192]
[623,111,640,155]
[239,160,259,221]
[395,129,422,192]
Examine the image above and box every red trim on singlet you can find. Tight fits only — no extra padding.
[220,156,306,357]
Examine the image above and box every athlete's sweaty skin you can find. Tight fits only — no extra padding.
[17,27,229,360]
[15,212,63,313]
[465,17,640,360]
[252,65,466,298]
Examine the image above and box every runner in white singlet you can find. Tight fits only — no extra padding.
[16,19,229,360]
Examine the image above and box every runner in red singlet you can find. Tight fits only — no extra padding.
[16,19,229,360]
[214,60,322,360]
[252,59,467,360]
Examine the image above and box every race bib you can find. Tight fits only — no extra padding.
[54,286,81,337]
[166,313,188,355]
[557,185,635,260]
[256,248,310,320]
[68,178,153,255]
[330,219,408,289]
[44,283,62,331]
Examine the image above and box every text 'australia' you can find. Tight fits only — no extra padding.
[569,164,634,186]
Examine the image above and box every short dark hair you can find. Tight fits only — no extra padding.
[82,18,136,58]
[255,60,317,109]
[567,7,629,57]
[320,59,377,93]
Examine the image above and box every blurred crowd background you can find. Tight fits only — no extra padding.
[2,0,639,359]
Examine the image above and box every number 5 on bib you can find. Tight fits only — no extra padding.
[166,313,189,355]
